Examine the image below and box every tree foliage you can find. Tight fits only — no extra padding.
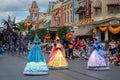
[57,26,68,39]
[18,22,47,40]
[28,28,47,41]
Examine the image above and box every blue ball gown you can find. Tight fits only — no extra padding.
[23,36,48,75]
[87,42,109,70]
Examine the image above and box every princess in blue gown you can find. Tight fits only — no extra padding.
[87,35,109,70]
[23,35,48,75]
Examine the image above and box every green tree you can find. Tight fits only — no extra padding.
[57,26,68,39]
[29,28,47,41]
[36,28,47,40]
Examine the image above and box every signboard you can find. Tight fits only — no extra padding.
[86,0,90,18]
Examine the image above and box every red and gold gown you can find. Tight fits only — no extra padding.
[48,43,69,69]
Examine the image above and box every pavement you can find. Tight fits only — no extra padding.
[0,53,120,80]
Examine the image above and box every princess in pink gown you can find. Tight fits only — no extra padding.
[48,34,69,69]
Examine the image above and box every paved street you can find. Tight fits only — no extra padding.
[0,53,120,80]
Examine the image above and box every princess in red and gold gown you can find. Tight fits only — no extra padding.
[48,34,69,69]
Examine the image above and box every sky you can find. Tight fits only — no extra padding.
[0,0,56,25]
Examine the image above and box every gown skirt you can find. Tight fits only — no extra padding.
[48,48,69,69]
[87,50,109,70]
[23,44,48,75]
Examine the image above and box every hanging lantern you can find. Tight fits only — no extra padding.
[69,4,72,8]
[84,18,88,24]
[52,10,58,16]
[79,20,83,25]
[108,26,120,34]
[52,11,56,16]
[99,26,108,32]
[45,34,51,40]
[66,33,73,40]
[24,22,32,28]
[67,5,69,9]
[56,10,59,15]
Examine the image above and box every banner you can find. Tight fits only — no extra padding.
[86,0,90,18]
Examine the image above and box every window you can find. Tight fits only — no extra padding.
[79,12,85,20]
[108,5,120,14]
[67,11,69,23]
[94,8,101,16]
[64,12,66,23]
[70,10,72,22]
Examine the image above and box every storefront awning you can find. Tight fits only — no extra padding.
[74,27,93,36]
[107,0,120,5]
[93,0,102,8]
[92,17,120,26]
[76,6,85,14]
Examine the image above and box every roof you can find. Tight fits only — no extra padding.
[31,1,38,8]
[93,0,102,8]
[74,27,92,36]
[76,6,85,14]
[107,0,120,5]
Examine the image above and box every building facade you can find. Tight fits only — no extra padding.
[50,0,120,41]
[51,1,62,27]
[91,0,120,41]
[50,0,78,31]
[73,0,93,38]
[45,1,55,33]
[26,1,46,30]
[62,0,72,26]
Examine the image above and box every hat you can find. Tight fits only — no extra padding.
[33,34,41,43]
[55,33,60,40]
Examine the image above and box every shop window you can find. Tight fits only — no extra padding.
[79,12,85,20]
[94,8,101,16]
[108,5,120,14]
[70,10,72,22]
[67,11,69,23]
[64,12,66,23]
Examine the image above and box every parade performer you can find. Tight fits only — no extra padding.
[87,34,109,70]
[23,34,48,75]
[48,34,69,69]
[0,41,4,55]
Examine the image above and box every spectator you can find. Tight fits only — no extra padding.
[109,40,117,56]
[68,42,74,59]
